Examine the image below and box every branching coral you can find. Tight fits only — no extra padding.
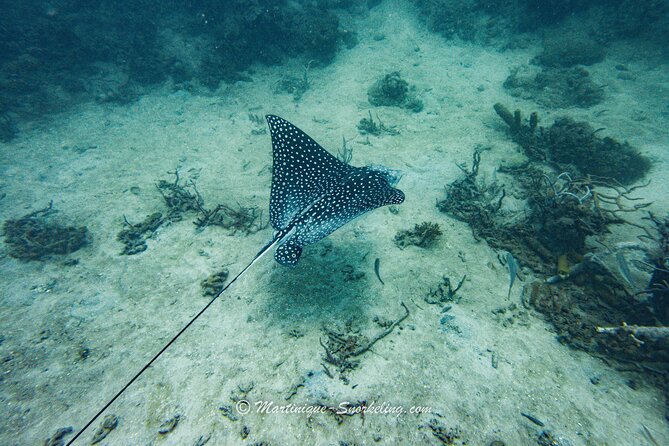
[273,61,313,102]
[437,149,505,241]
[157,169,266,234]
[394,222,442,248]
[117,212,164,255]
[156,170,202,222]
[320,303,409,379]
[356,111,399,136]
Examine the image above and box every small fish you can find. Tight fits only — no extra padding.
[374,258,384,285]
[521,412,545,427]
[642,423,660,446]
[506,252,518,298]
[615,251,634,287]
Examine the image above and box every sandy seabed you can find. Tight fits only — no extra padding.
[1,1,668,445]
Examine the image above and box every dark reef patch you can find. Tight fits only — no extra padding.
[601,0,669,39]
[273,63,312,102]
[410,0,588,42]
[156,170,202,222]
[436,103,668,415]
[493,104,651,185]
[0,113,18,143]
[437,149,662,370]
[436,148,505,242]
[646,215,669,325]
[195,1,341,89]
[356,111,399,136]
[367,72,423,112]
[411,0,669,49]
[3,202,88,261]
[0,0,353,137]
[546,117,652,184]
[503,66,605,108]
[410,0,520,43]
[201,269,229,297]
[534,34,605,67]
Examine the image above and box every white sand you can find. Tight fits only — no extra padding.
[1,1,668,445]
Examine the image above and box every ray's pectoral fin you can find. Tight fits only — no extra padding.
[265,115,405,266]
[274,238,303,266]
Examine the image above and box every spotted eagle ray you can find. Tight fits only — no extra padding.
[257,115,405,265]
[66,115,405,444]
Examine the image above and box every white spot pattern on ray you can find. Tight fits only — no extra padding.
[267,115,353,230]
[265,115,405,266]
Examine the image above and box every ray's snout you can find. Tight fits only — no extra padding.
[367,164,404,188]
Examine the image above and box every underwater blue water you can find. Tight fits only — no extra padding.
[1,1,668,445]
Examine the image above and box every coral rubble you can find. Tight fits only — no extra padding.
[3,203,88,261]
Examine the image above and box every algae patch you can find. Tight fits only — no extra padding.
[3,202,88,261]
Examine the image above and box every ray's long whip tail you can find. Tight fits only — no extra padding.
[65,235,280,445]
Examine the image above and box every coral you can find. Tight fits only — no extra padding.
[436,147,666,387]
[116,212,164,255]
[356,111,399,136]
[534,35,605,67]
[0,1,348,134]
[368,72,407,106]
[367,72,423,112]
[411,0,519,43]
[426,418,463,445]
[546,117,651,184]
[436,149,505,240]
[604,0,668,38]
[528,173,609,255]
[520,0,584,29]
[320,304,409,380]
[425,275,466,305]
[43,426,73,446]
[155,169,265,235]
[248,113,267,135]
[193,202,265,235]
[91,414,118,444]
[645,214,669,325]
[493,104,651,185]
[439,146,651,275]
[3,202,88,261]
[402,96,424,113]
[158,414,180,435]
[503,65,604,108]
[411,0,669,51]
[528,258,665,373]
[156,170,202,222]
[337,136,354,164]
[196,2,340,89]
[201,269,229,297]
[273,62,312,102]
[394,222,442,248]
